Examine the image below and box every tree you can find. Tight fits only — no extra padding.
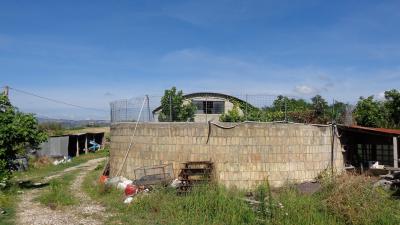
[310,95,329,123]
[384,89,400,128]
[353,96,388,128]
[328,101,348,124]
[271,95,311,112]
[158,87,196,122]
[0,94,47,182]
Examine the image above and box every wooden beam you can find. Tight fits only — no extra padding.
[76,138,80,157]
[394,137,398,168]
[85,135,88,154]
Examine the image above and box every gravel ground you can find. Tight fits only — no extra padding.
[16,158,107,225]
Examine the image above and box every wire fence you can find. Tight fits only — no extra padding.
[3,86,109,125]
[110,93,352,124]
[1,85,352,125]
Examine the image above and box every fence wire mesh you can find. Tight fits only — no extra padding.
[110,93,352,124]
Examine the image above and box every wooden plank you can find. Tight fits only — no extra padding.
[76,138,80,157]
[85,135,88,154]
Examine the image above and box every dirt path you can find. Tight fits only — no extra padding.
[16,158,107,225]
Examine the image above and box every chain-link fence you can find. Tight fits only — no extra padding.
[110,93,353,124]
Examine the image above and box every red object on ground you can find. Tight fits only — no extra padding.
[99,175,109,184]
[125,184,138,197]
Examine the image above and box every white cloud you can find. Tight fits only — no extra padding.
[376,91,385,100]
[294,85,318,95]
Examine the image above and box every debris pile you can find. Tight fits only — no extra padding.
[375,171,400,190]
[99,161,214,203]
[100,163,174,204]
[133,163,174,186]
[52,156,72,165]
[100,176,151,204]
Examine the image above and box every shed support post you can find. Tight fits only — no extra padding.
[394,137,398,168]
[85,135,88,154]
[76,138,80,157]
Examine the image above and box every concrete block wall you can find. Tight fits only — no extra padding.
[110,122,344,189]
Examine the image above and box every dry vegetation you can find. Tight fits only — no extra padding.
[83,169,400,225]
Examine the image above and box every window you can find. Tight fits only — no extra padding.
[192,100,225,114]
[357,144,394,166]
[376,145,393,166]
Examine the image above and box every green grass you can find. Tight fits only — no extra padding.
[0,149,107,225]
[35,173,77,209]
[13,149,108,182]
[269,187,344,225]
[83,167,400,225]
[83,167,257,225]
[0,185,19,225]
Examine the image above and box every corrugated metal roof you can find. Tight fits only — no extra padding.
[346,125,400,136]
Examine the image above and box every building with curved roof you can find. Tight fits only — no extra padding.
[152,92,249,122]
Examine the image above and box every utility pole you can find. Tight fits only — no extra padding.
[3,86,9,97]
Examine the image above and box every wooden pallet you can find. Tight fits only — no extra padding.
[177,161,213,194]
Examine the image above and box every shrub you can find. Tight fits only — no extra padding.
[320,174,400,225]
[0,95,47,184]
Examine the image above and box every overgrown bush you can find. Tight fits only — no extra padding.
[219,104,244,122]
[319,174,400,225]
[0,95,47,184]
[219,94,347,124]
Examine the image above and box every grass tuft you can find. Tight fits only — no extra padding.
[0,185,19,225]
[35,173,77,209]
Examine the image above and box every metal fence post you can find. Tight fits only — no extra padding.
[205,94,208,123]
[284,97,287,122]
[332,99,335,124]
[245,94,248,121]
[146,95,151,122]
[125,100,128,122]
[169,94,172,122]
[110,103,113,123]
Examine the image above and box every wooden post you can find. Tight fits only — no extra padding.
[85,135,88,154]
[76,138,80,157]
[394,137,398,168]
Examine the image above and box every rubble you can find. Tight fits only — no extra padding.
[170,179,182,188]
[375,171,400,190]
[124,197,134,204]
[105,176,130,188]
[101,175,151,204]
[124,184,138,197]
[117,180,133,190]
[52,156,72,165]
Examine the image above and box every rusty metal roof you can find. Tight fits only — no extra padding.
[343,125,400,136]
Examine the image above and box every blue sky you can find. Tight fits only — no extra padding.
[1,0,400,120]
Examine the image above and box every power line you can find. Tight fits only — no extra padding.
[8,86,108,112]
